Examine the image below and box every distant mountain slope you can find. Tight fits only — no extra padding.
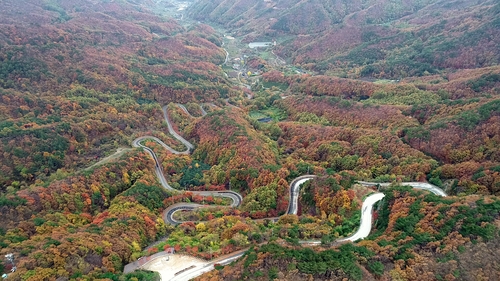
[188,0,500,78]
[0,0,227,95]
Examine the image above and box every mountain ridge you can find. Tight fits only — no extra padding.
[188,0,500,77]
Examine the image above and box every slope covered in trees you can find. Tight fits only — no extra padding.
[0,148,170,279]
[259,69,500,196]
[0,0,236,279]
[198,187,500,281]
[189,0,500,76]
[0,0,235,190]
[1,0,499,280]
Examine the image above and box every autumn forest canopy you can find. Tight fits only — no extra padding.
[0,0,499,280]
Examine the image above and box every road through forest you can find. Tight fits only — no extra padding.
[129,103,447,280]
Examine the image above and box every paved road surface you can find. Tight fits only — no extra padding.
[358,181,447,196]
[287,176,316,215]
[199,104,208,116]
[162,106,194,151]
[338,192,385,242]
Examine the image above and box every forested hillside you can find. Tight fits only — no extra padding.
[0,0,499,280]
[0,0,237,279]
[0,0,235,189]
[200,187,500,280]
[189,0,500,76]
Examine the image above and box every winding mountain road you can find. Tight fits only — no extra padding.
[222,47,229,65]
[359,181,447,196]
[162,106,194,151]
[176,103,208,118]
[132,137,174,190]
[199,104,208,117]
[132,104,242,214]
[133,136,189,155]
[176,103,191,116]
[131,103,448,280]
[220,42,252,97]
[338,192,386,242]
[287,175,316,215]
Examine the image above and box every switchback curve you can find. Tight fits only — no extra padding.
[130,103,449,279]
[176,103,208,118]
[132,104,241,204]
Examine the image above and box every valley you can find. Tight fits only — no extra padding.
[0,0,499,281]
